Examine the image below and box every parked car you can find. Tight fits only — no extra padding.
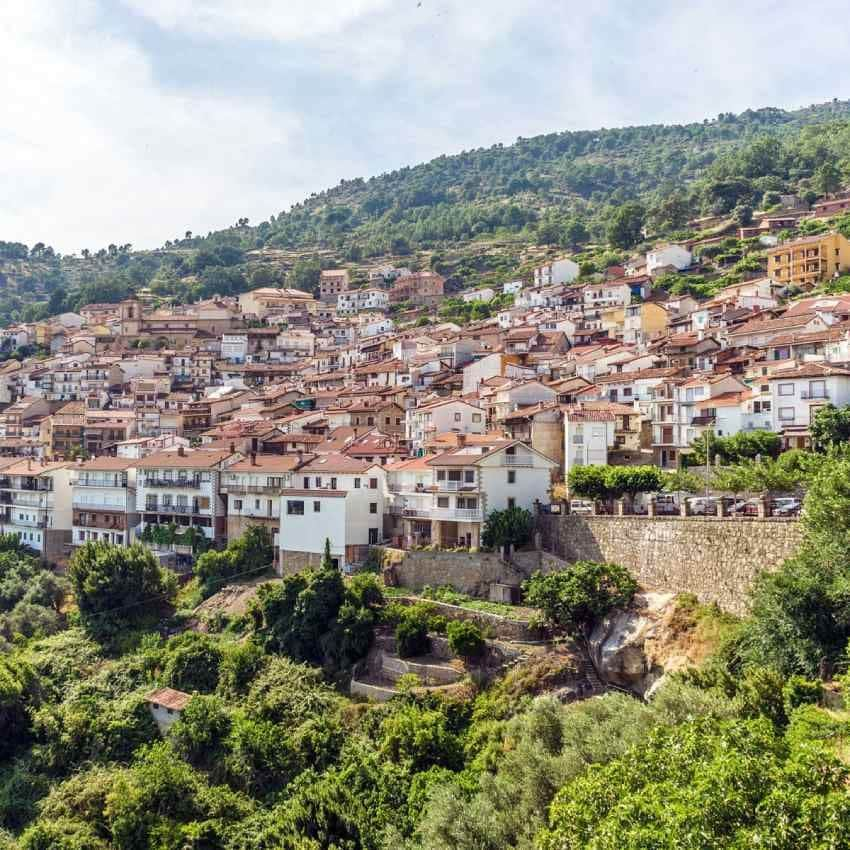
[686,496,716,515]
[569,499,594,515]
[728,498,759,516]
[650,493,679,515]
[771,497,802,517]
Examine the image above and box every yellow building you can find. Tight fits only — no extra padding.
[766,231,850,288]
[623,301,668,345]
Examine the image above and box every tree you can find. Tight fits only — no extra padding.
[606,202,645,249]
[68,542,176,637]
[814,160,841,197]
[481,507,534,551]
[562,218,590,248]
[810,403,850,451]
[523,562,638,634]
[395,608,430,658]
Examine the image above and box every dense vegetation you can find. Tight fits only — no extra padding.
[0,460,845,847]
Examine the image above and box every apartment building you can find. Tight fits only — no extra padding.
[336,288,389,315]
[136,448,239,549]
[563,407,615,479]
[71,457,138,547]
[0,459,72,558]
[388,272,445,307]
[766,232,850,288]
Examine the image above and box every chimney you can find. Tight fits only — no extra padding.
[178,446,185,457]
[251,451,257,465]
[457,433,467,448]
[230,442,236,454]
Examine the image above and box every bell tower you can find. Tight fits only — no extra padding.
[120,299,142,336]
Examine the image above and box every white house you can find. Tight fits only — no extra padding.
[769,362,850,448]
[221,333,249,363]
[405,398,485,454]
[461,287,496,304]
[533,258,579,287]
[278,455,387,572]
[646,244,692,275]
[563,407,616,480]
[146,688,191,735]
[387,440,558,550]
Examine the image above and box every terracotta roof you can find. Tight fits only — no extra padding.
[298,453,377,474]
[74,457,135,471]
[146,687,191,711]
[768,362,850,380]
[135,449,237,469]
[226,455,306,472]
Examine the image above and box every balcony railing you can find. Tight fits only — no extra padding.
[503,455,533,466]
[224,484,284,495]
[145,502,201,515]
[74,477,128,488]
[403,507,483,522]
[434,480,477,492]
[142,476,201,489]
[800,390,829,400]
[73,499,128,511]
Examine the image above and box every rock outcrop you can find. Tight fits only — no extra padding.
[589,591,699,697]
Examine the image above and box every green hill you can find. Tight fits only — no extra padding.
[4,98,850,324]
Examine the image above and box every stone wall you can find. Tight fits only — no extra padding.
[535,514,805,615]
[390,549,525,597]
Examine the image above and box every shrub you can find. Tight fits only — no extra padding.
[446,621,485,660]
[782,675,823,715]
[396,610,430,658]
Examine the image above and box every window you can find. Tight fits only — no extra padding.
[354,478,361,488]
[368,528,379,545]
[330,477,337,489]
[436,470,446,481]
[507,497,516,510]
[572,433,583,444]
[315,477,322,487]
[254,499,260,509]
[778,383,795,396]
[472,413,482,423]
[507,470,516,484]
[464,470,474,483]
[313,501,321,512]
[286,500,305,515]
[303,476,310,489]
[369,477,378,489]
[454,412,462,422]
[233,499,242,510]
[809,380,826,399]
[369,502,377,514]
[778,407,795,422]
[437,497,449,508]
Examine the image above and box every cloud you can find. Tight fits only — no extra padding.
[0,1,311,252]
[2,1,850,253]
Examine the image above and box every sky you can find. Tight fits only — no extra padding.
[2,0,850,253]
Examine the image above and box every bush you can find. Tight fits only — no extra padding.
[446,621,485,660]
[396,610,430,658]
[481,507,534,550]
[782,675,823,715]
[523,562,638,634]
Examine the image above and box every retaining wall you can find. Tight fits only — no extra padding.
[535,514,805,615]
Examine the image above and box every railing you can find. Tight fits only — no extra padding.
[402,507,483,522]
[141,476,201,489]
[434,480,477,492]
[74,477,128,488]
[73,499,127,511]
[800,391,829,400]
[224,484,285,495]
[12,493,51,508]
[145,502,201,515]
[503,455,533,466]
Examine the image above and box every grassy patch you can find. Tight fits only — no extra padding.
[380,583,537,620]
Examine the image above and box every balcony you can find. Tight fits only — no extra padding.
[503,454,533,467]
[145,502,201,515]
[800,390,829,400]
[73,498,128,511]
[402,507,483,522]
[224,483,285,495]
[142,476,201,489]
[75,477,128,488]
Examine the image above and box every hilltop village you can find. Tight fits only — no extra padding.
[0,193,849,569]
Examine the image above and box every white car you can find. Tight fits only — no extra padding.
[569,499,595,515]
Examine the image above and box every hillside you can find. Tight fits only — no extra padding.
[4,98,850,323]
